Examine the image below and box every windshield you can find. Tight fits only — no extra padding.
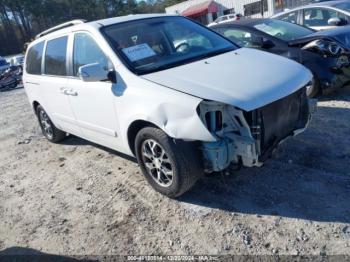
[102,16,236,74]
[254,19,314,41]
[334,2,350,12]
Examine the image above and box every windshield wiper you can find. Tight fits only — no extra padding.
[138,47,236,75]
[195,47,235,60]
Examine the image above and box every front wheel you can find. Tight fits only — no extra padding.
[135,127,202,198]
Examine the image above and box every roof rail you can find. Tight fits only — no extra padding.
[35,19,86,39]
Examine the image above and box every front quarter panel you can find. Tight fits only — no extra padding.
[114,68,216,156]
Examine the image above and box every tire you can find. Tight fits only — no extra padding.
[307,75,321,98]
[135,127,202,198]
[36,105,66,143]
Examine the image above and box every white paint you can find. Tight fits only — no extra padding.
[142,48,312,111]
[78,63,109,82]
[23,15,312,161]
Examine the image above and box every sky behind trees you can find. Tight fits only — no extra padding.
[0,0,185,56]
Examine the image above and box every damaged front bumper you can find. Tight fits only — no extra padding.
[198,88,316,173]
[201,134,261,171]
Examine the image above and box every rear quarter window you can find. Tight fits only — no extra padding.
[44,36,68,76]
[26,41,44,75]
[278,11,298,24]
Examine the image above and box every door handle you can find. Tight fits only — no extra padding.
[25,81,40,85]
[61,87,78,96]
[65,89,78,96]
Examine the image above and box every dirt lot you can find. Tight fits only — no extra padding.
[0,87,350,258]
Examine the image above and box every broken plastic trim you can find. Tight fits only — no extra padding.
[197,88,313,173]
[197,101,261,172]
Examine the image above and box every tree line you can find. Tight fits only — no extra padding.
[0,0,185,56]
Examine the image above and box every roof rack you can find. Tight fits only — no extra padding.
[35,19,86,39]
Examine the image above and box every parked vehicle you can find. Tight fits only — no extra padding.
[9,65,23,84]
[272,0,350,31]
[0,56,10,74]
[24,15,314,197]
[0,66,22,91]
[10,55,25,67]
[311,0,338,2]
[210,18,350,97]
[207,13,243,27]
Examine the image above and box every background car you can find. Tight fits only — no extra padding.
[0,66,21,92]
[9,55,24,67]
[210,18,350,97]
[272,0,350,31]
[311,0,338,2]
[207,13,243,26]
[0,56,10,74]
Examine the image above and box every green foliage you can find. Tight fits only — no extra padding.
[0,0,186,56]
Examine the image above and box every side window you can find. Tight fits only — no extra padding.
[337,12,349,23]
[44,36,68,76]
[278,11,298,24]
[73,33,109,76]
[26,41,44,75]
[303,8,337,27]
[220,28,254,47]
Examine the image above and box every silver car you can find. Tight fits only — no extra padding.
[272,0,350,31]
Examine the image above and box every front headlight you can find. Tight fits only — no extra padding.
[302,39,347,57]
[197,101,251,139]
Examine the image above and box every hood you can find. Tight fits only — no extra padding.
[142,48,312,111]
[289,26,350,49]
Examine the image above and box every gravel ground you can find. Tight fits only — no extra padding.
[0,87,349,258]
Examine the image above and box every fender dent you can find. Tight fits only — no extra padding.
[157,101,216,142]
[133,101,216,142]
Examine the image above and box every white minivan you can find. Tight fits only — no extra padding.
[24,14,314,197]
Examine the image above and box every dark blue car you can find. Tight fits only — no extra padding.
[210,18,350,97]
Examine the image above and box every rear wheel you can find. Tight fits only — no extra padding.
[36,105,66,143]
[135,127,202,198]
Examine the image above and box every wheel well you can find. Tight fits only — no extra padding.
[33,101,40,115]
[127,120,158,155]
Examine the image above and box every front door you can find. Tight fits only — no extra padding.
[66,32,121,149]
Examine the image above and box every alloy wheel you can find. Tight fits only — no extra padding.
[141,139,174,187]
[39,110,53,139]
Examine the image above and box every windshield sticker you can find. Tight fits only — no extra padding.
[122,44,156,62]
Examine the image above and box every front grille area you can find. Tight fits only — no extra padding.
[246,88,309,161]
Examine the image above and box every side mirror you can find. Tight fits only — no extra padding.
[327,17,344,26]
[262,39,275,49]
[107,70,117,84]
[251,36,264,48]
[79,63,116,83]
[251,36,274,49]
